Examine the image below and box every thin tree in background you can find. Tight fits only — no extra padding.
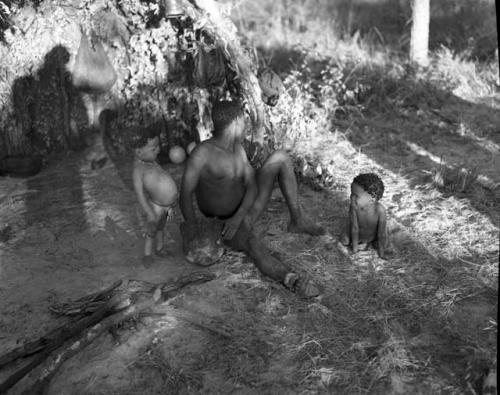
[410,0,430,66]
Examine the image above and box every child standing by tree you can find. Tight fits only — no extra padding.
[131,126,178,266]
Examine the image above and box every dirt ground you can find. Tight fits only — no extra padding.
[0,93,498,394]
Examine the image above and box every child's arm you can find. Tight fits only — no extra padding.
[222,145,257,240]
[376,204,388,259]
[132,166,155,222]
[179,147,205,223]
[349,205,360,252]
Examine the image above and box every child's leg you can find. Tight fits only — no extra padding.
[143,220,156,266]
[339,221,351,246]
[143,203,169,263]
[372,229,391,257]
[339,221,368,251]
[152,204,174,257]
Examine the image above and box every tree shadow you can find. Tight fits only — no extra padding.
[340,67,500,224]
[4,40,202,237]
[259,44,500,224]
[9,45,91,235]
[9,45,91,157]
[308,188,497,393]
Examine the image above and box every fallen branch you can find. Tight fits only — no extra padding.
[0,298,125,394]
[21,291,164,395]
[0,271,215,393]
[49,280,122,316]
[0,293,126,369]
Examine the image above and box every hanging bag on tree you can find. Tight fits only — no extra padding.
[72,27,117,93]
[259,67,284,106]
[193,37,226,89]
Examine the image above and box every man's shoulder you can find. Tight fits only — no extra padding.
[187,141,213,165]
[196,140,217,152]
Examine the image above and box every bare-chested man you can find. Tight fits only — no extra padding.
[132,126,178,266]
[340,173,390,259]
[180,100,324,297]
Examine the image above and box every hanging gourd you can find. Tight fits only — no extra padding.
[258,67,284,106]
[72,26,117,93]
[193,36,226,89]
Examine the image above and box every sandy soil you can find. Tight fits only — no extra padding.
[0,104,497,394]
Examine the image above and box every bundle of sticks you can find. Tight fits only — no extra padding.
[0,271,216,394]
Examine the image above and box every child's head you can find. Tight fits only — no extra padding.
[351,173,384,206]
[211,100,245,138]
[130,125,160,162]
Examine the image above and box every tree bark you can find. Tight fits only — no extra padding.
[186,0,268,144]
[410,0,430,67]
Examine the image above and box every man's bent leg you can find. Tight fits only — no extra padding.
[251,150,324,235]
[226,219,321,297]
[225,219,289,282]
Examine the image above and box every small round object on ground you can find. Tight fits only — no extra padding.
[187,141,197,155]
[169,146,186,164]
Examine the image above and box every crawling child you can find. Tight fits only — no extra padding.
[131,126,178,266]
[340,173,390,259]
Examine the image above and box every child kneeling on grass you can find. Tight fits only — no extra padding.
[340,173,391,260]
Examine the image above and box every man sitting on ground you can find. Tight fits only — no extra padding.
[180,100,325,297]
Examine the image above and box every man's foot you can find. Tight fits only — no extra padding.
[142,255,154,268]
[155,247,174,258]
[288,217,325,236]
[284,273,321,298]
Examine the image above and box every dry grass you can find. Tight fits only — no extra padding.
[225,1,499,393]
[2,1,497,393]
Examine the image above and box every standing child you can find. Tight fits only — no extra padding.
[340,173,390,259]
[131,126,178,266]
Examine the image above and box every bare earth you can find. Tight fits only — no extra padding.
[0,95,498,394]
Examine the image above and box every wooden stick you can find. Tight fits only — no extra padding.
[21,295,161,395]
[0,297,126,393]
[49,280,122,316]
[0,272,215,393]
[0,281,124,368]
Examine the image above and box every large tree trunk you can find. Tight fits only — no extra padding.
[186,0,267,144]
[410,0,430,67]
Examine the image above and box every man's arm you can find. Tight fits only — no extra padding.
[132,167,155,222]
[222,145,257,240]
[349,205,360,252]
[376,204,388,259]
[179,147,204,223]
